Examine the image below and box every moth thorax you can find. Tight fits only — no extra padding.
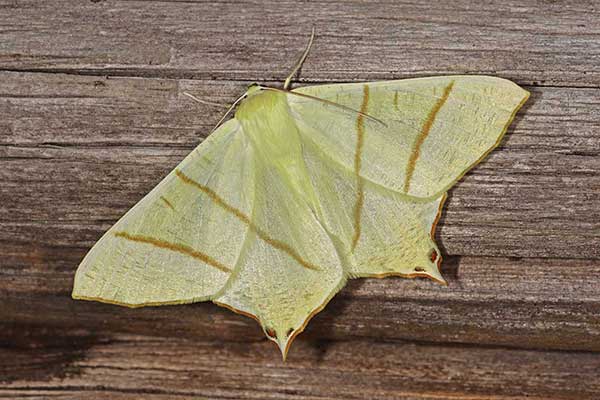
[237,91,301,153]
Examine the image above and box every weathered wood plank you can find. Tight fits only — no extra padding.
[2,333,600,400]
[1,72,598,260]
[3,252,600,353]
[2,1,600,397]
[1,1,600,87]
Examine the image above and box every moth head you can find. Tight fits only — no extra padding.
[245,83,263,97]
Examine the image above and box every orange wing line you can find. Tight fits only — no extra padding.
[175,169,320,271]
[350,85,370,251]
[403,81,455,193]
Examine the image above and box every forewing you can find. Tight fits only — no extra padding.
[72,119,255,306]
[289,75,529,199]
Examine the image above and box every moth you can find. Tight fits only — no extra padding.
[72,31,529,359]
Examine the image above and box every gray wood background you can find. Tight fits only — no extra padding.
[1,1,599,399]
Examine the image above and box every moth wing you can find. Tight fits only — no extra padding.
[72,119,255,306]
[289,75,529,199]
[214,154,345,358]
[301,139,446,281]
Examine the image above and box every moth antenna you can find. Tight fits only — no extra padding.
[183,92,230,109]
[283,26,315,90]
[210,92,248,132]
[263,86,387,127]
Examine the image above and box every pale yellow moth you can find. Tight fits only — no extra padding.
[72,31,529,359]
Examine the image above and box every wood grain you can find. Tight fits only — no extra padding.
[1,1,600,87]
[2,333,600,400]
[1,0,600,398]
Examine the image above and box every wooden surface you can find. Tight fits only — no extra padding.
[1,1,599,399]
